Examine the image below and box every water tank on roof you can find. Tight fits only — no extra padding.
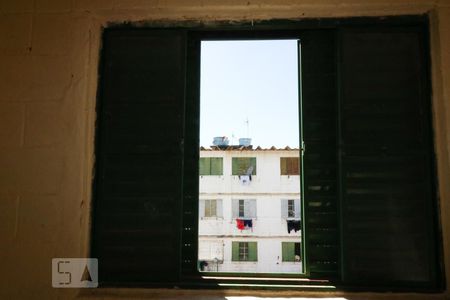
[213,136,229,146]
[239,138,252,146]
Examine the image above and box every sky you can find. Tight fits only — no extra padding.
[200,40,300,148]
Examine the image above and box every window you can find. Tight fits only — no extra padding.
[232,199,256,219]
[281,199,300,219]
[199,199,222,218]
[199,157,223,175]
[232,157,256,175]
[238,200,244,218]
[92,17,440,290]
[232,242,258,262]
[280,157,300,175]
[288,200,295,218]
[282,242,301,262]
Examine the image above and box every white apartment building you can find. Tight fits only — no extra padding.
[198,145,303,274]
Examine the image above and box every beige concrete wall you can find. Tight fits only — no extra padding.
[0,0,449,299]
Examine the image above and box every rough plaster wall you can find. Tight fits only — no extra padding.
[0,0,449,299]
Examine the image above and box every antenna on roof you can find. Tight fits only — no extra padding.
[245,117,250,138]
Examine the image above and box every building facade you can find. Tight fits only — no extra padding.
[198,146,303,273]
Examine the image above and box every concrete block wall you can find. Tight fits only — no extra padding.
[0,0,449,299]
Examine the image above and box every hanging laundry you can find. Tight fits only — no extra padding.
[236,219,245,230]
[243,219,253,229]
[287,220,301,233]
[239,175,250,185]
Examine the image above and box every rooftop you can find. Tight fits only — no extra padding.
[200,145,300,151]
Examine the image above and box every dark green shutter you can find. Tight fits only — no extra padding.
[92,29,186,284]
[210,157,223,175]
[199,157,211,175]
[282,242,295,262]
[231,242,239,261]
[248,242,258,262]
[301,30,340,280]
[339,26,438,288]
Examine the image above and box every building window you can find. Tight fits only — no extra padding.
[288,200,295,218]
[92,18,440,289]
[232,199,257,219]
[232,242,258,261]
[280,157,299,175]
[238,200,245,218]
[199,199,222,218]
[281,199,300,219]
[199,157,223,175]
[232,157,256,175]
[282,242,301,262]
[198,240,224,271]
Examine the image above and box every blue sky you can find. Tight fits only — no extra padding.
[200,40,300,148]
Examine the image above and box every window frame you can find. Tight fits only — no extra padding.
[91,15,442,292]
[287,199,295,218]
[239,242,249,261]
[232,157,257,176]
[282,242,302,262]
[280,157,300,175]
[232,199,257,219]
[199,157,223,176]
[181,17,441,290]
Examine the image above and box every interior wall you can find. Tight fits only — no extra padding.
[0,0,449,299]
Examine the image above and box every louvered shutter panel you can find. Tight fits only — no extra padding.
[199,158,210,175]
[92,29,186,284]
[199,199,205,218]
[282,242,295,262]
[287,157,300,175]
[248,242,258,262]
[301,30,340,280]
[231,242,239,261]
[339,26,438,288]
[216,199,223,218]
[249,157,257,175]
[294,198,301,219]
[245,199,257,218]
[280,157,288,175]
[210,157,223,175]
[232,199,239,218]
[281,199,289,218]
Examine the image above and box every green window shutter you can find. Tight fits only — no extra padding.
[199,157,211,175]
[93,28,186,284]
[231,242,239,261]
[248,242,258,262]
[339,26,438,288]
[232,157,256,175]
[282,242,295,262]
[301,30,340,280]
[249,157,256,175]
[210,157,223,175]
